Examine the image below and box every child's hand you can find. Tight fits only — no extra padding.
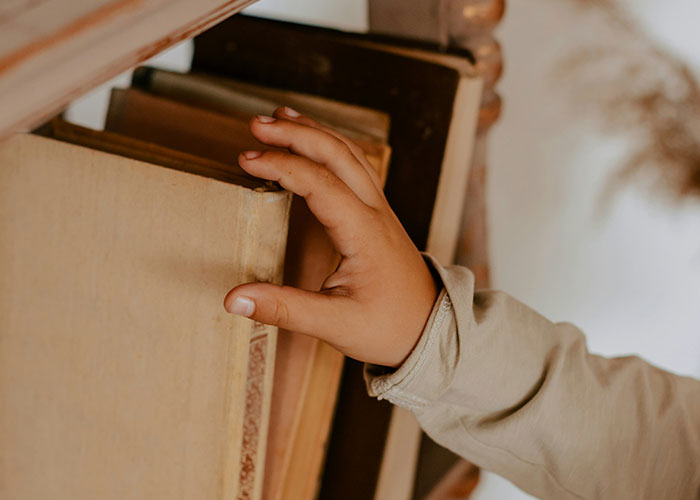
[224,107,438,367]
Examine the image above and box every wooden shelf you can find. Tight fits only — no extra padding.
[0,0,258,140]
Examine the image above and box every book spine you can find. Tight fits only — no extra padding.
[236,192,292,500]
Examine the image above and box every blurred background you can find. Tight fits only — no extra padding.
[67,1,700,498]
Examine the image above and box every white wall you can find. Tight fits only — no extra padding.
[490,0,700,377]
[478,0,700,498]
[245,0,367,30]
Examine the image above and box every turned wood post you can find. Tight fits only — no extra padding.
[369,0,505,288]
[450,0,505,288]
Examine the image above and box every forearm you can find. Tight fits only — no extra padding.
[366,254,700,499]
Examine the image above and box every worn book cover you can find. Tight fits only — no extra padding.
[192,15,482,500]
[0,133,291,500]
[106,75,391,500]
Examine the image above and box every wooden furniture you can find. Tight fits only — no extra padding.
[0,0,257,140]
[453,0,505,288]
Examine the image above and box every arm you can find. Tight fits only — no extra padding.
[367,254,700,499]
[224,109,700,499]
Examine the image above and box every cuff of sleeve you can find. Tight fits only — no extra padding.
[364,255,456,410]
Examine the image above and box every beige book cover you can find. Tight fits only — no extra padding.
[0,134,291,500]
[105,75,391,500]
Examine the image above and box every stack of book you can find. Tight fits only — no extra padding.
[1,14,481,500]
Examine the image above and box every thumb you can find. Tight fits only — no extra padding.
[223,282,348,341]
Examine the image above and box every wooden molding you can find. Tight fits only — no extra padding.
[0,0,258,141]
[455,0,505,288]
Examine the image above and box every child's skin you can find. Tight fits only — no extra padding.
[224,106,437,368]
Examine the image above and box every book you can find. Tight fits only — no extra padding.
[369,0,505,47]
[103,88,294,499]
[129,67,392,174]
[48,117,261,188]
[104,75,391,500]
[0,132,291,500]
[192,15,482,500]
[104,87,270,164]
[193,14,481,253]
[131,66,390,146]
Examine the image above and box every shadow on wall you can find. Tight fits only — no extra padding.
[553,0,700,203]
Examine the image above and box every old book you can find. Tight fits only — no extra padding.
[103,88,288,498]
[104,88,270,163]
[128,67,391,174]
[105,86,389,174]
[48,117,260,188]
[103,79,391,500]
[192,15,482,499]
[131,66,390,147]
[193,15,481,253]
[0,133,291,500]
[50,116,287,500]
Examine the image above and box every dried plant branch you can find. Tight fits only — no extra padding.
[556,0,700,200]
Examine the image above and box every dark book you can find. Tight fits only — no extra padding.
[193,15,481,499]
[192,14,477,251]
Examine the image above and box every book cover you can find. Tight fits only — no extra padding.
[0,133,291,500]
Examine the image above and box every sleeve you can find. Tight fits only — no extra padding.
[365,253,700,500]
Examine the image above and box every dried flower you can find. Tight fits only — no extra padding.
[556,0,700,200]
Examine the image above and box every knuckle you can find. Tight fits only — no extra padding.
[330,138,353,159]
[315,164,335,185]
[362,204,383,223]
[278,119,303,137]
[270,299,291,327]
[261,150,286,162]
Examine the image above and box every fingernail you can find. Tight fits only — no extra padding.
[257,115,276,124]
[243,150,262,160]
[284,107,301,118]
[229,297,255,317]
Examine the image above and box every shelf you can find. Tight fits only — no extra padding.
[0,0,258,141]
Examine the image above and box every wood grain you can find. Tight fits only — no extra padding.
[455,0,505,290]
[0,0,258,140]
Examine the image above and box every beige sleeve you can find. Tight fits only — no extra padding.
[365,254,700,500]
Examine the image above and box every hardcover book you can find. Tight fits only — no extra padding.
[192,15,482,500]
[0,132,291,500]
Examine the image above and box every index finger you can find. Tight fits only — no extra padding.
[238,150,374,257]
[273,107,385,191]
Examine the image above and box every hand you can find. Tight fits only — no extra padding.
[224,107,438,367]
